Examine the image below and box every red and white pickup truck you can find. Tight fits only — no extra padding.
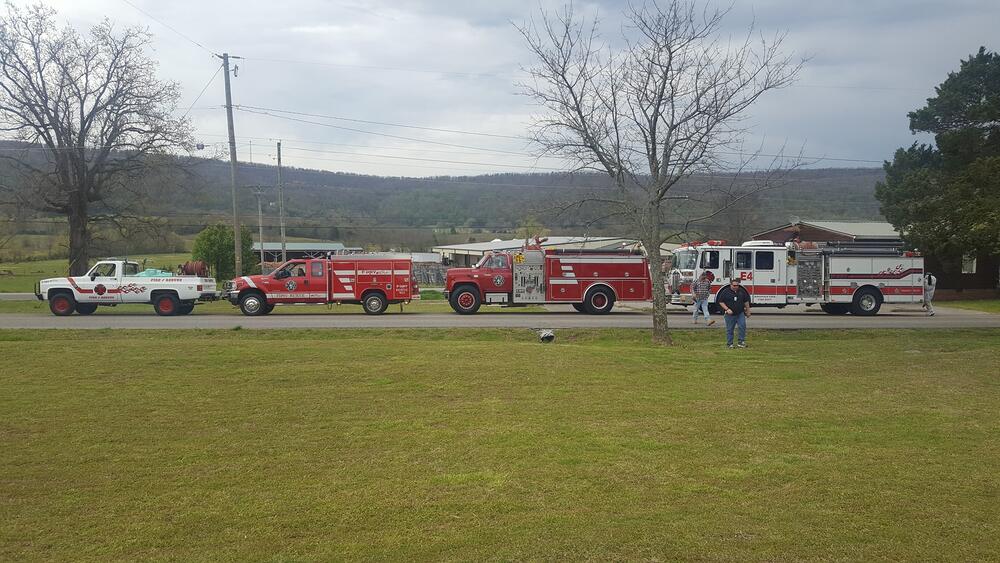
[35,259,217,316]
[225,255,419,315]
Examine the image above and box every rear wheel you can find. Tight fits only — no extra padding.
[820,303,850,315]
[75,303,98,315]
[851,287,882,316]
[584,287,615,315]
[572,303,587,313]
[153,293,180,316]
[49,293,76,316]
[239,292,267,316]
[449,286,481,314]
[362,292,388,315]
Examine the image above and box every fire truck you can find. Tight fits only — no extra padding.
[669,240,924,315]
[445,239,652,314]
[225,255,419,315]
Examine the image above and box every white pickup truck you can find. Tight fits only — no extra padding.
[35,259,218,316]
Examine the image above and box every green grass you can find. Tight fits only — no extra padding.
[939,298,1000,314]
[2,328,998,560]
[0,254,192,293]
[0,299,544,315]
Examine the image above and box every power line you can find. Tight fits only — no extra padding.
[181,64,223,119]
[120,0,216,56]
[234,106,532,156]
[242,57,508,79]
[234,105,524,140]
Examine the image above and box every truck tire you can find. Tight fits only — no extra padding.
[449,286,481,314]
[153,293,180,316]
[49,293,76,316]
[75,303,98,315]
[177,303,195,315]
[851,287,882,316]
[239,292,267,316]
[362,292,388,315]
[584,287,615,315]
[820,303,850,315]
[261,303,275,315]
[572,303,587,313]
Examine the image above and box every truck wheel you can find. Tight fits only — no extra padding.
[820,303,850,315]
[584,287,615,314]
[49,293,76,316]
[239,293,267,316]
[572,303,587,313]
[851,288,882,316]
[449,286,481,314]
[177,303,195,315]
[153,293,180,316]
[261,303,275,315]
[362,292,388,315]
[75,303,98,315]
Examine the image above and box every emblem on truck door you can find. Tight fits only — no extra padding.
[285,280,297,291]
[493,275,504,286]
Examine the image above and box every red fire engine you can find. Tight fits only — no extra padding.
[225,255,419,315]
[445,239,652,314]
[669,240,924,315]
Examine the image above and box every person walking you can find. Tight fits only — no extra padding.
[691,272,716,326]
[923,272,937,316]
[717,277,751,349]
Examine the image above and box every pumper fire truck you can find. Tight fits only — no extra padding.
[445,239,652,314]
[35,259,217,316]
[669,240,924,315]
[225,255,419,315]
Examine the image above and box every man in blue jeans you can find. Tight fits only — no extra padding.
[717,277,752,349]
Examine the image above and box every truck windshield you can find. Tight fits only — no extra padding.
[672,250,697,270]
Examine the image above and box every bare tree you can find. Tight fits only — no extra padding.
[517,1,803,344]
[0,4,191,275]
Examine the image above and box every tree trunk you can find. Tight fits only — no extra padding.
[67,197,90,276]
[645,239,673,346]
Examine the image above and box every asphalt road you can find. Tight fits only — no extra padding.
[0,304,997,330]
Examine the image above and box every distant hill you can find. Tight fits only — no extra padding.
[0,141,886,250]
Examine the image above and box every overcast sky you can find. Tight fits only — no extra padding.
[19,0,1000,177]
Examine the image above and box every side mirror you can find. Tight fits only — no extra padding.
[90,274,97,281]
[275,270,290,280]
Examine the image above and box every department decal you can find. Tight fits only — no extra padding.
[493,275,504,286]
[285,280,297,291]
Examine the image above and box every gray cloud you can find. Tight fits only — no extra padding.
[20,0,1000,176]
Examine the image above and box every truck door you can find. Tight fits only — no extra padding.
[482,253,513,295]
[268,261,316,303]
[77,262,122,304]
[733,250,754,297]
[752,249,785,304]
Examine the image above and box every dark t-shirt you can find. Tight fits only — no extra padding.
[717,285,751,314]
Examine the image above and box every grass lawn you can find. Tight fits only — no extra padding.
[1,328,998,560]
[939,298,1000,314]
[0,254,192,293]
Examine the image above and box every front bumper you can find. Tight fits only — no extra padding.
[226,290,240,305]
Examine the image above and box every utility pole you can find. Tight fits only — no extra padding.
[277,140,287,262]
[218,52,243,276]
[252,186,266,270]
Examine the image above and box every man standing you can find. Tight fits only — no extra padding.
[691,272,716,325]
[717,277,751,349]
[923,272,937,316]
